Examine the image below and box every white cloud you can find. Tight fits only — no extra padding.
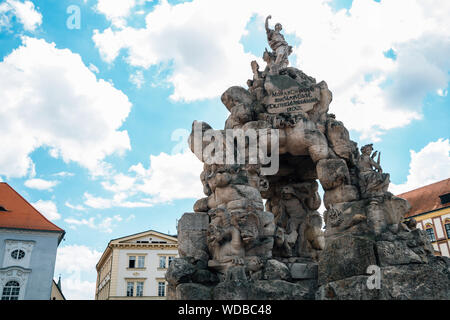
[0,0,42,31]
[65,201,86,211]
[95,0,137,28]
[64,215,123,233]
[92,0,258,102]
[31,200,61,221]
[64,217,96,229]
[83,191,154,209]
[97,215,122,233]
[54,245,102,300]
[58,276,96,300]
[0,37,132,178]
[88,63,100,74]
[82,149,204,207]
[390,138,450,195]
[129,70,145,88]
[93,0,450,140]
[134,150,204,202]
[55,245,101,273]
[53,171,75,178]
[24,178,59,190]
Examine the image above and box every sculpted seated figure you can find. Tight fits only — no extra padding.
[357,144,390,198]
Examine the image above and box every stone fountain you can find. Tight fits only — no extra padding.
[166,16,450,300]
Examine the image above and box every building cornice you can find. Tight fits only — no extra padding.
[409,206,450,220]
[0,265,32,273]
[111,243,178,250]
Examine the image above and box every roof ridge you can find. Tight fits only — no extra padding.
[397,178,450,196]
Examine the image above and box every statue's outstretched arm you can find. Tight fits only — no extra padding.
[265,15,272,33]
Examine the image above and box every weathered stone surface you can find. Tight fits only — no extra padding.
[176,283,213,300]
[221,86,253,112]
[177,212,209,263]
[165,258,196,286]
[290,262,318,280]
[319,235,376,285]
[316,275,379,300]
[192,269,220,285]
[384,196,411,225]
[326,116,355,161]
[316,158,350,190]
[263,259,291,280]
[376,241,423,267]
[248,280,313,300]
[318,249,450,300]
[323,184,359,209]
[379,263,450,300]
[212,280,251,300]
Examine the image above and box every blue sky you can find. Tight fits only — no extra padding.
[0,0,449,299]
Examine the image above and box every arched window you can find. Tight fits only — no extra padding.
[2,281,20,300]
[425,223,436,243]
[445,219,450,240]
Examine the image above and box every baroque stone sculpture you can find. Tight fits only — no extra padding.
[166,16,450,300]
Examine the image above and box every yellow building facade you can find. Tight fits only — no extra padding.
[95,230,178,300]
[399,178,450,257]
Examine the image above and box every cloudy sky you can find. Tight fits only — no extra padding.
[0,0,449,299]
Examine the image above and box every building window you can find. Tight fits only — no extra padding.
[439,193,450,205]
[168,256,174,266]
[136,282,144,297]
[445,222,450,240]
[425,227,436,242]
[2,281,20,300]
[158,282,165,297]
[137,256,145,268]
[129,256,136,268]
[159,256,166,269]
[126,282,134,297]
[11,249,25,260]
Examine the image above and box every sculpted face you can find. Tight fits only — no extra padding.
[275,23,282,31]
[363,146,372,155]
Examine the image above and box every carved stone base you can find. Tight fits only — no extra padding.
[166,258,319,300]
[316,256,450,300]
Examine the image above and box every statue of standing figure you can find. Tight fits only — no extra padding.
[265,15,292,74]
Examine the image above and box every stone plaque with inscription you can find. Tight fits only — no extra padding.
[265,86,320,114]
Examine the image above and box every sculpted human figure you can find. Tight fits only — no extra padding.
[265,15,292,73]
[262,48,276,77]
[278,186,308,248]
[357,144,390,198]
[247,60,265,101]
[207,208,245,273]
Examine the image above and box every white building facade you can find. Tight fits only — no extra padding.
[0,183,65,300]
[96,230,178,300]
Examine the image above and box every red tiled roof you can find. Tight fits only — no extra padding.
[398,178,450,218]
[0,183,64,234]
